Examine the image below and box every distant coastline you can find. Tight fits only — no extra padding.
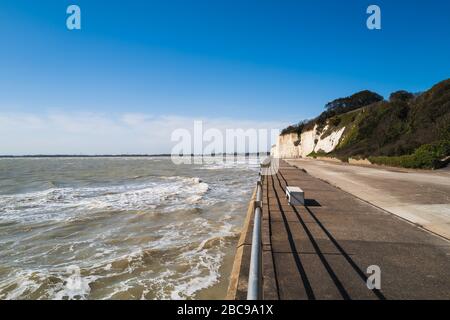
[0,154,171,158]
[0,152,270,159]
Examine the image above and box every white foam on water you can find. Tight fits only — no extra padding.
[1,270,42,300]
[0,217,238,300]
[0,158,258,300]
[52,271,94,300]
[0,176,209,224]
[0,268,96,300]
[197,157,261,171]
[155,221,236,300]
[86,219,238,300]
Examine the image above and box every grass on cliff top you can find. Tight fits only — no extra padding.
[307,150,350,163]
[310,139,450,169]
[369,140,450,169]
[307,150,328,158]
[321,107,368,141]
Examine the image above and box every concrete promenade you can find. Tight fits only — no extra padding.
[227,160,450,300]
[288,158,450,240]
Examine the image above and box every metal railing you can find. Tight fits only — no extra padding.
[247,173,263,300]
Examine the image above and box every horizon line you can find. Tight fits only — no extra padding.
[0,152,271,158]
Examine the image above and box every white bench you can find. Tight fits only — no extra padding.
[286,186,304,205]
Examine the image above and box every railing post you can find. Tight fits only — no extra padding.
[247,174,263,300]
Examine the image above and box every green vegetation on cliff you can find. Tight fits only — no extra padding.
[282,79,450,169]
[368,140,450,169]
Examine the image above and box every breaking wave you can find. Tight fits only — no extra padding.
[0,176,209,224]
[0,157,257,299]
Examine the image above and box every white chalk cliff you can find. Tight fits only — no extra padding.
[271,124,346,158]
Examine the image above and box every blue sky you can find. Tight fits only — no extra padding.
[0,0,449,154]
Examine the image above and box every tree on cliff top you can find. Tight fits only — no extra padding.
[389,90,415,102]
[325,90,383,113]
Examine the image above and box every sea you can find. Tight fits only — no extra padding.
[0,156,260,299]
